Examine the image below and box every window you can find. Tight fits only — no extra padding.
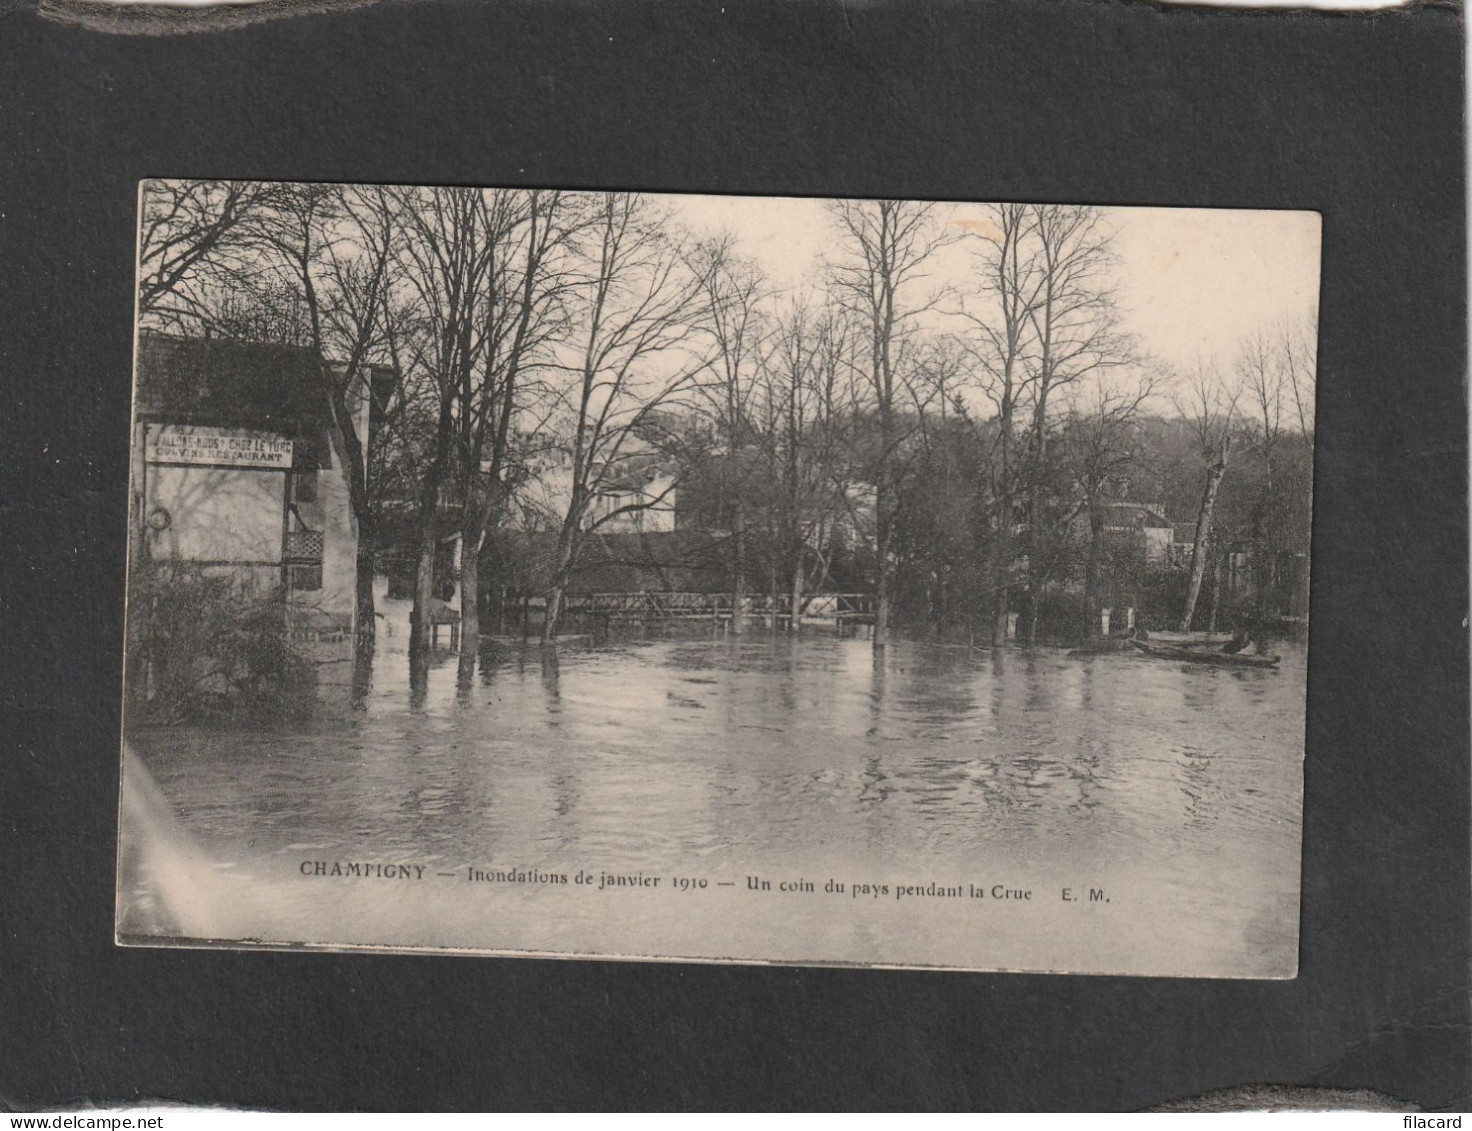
[289,563,323,592]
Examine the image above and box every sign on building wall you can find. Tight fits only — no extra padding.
[145,424,294,468]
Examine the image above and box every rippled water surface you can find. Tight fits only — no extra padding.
[121,632,1306,976]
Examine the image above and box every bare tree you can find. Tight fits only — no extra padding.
[1238,328,1288,617]
[137,180,273,329]
[256,183,402,647]
[392,186,499,664]
[826,198,956,650]
[1280,314,1318,438]
[755,297,860,633]
[539,193,714,643]
[955,203,1046,645]
[1279,314,1318,624]
[1059,371,1158,636]
[450,189,586,678]
[1018,205,1127,643]
[1176,361,1243,631]
[691,238,769,635]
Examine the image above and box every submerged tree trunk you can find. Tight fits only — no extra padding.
[1180,463,1226,631]
[351,540,377,706]
[1084,505,1105,637]
[457,535,481,682]
[874,575,890,649]
[350,636,374,711]
[730,502,746,635]
[769,552,780,633]
[789,557,805,635]
[1207,542,1224,633]
[408,524,435,709]
[991,514,1013,648]
[873,465,892,649]
[410,530,436,657]
[409,382,454,660]
[541,521,578,645]
[542,583,565,644]
[354,540,377,644]
[991,404,1016,648]
[1025,483,1044,647]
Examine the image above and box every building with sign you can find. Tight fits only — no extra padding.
[129,332,393,635]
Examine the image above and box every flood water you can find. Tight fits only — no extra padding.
[119,626,1306,978]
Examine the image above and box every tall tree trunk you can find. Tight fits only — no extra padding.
[457,534,481,682]
[541,523,577,645]
[1084,504,1105,637]
[874,319,894,653]
[408,645,430,710]
[789,557,805,635]
[1254,452,1275,619]
[991,406,1016,647]
[410,529,436,656]
[769,558,780,634]
[1208,543,1224,632]
[351,538,377,704]
[410,379,453,661]
[730,502,746,635]
[351,635,374,710]
[1250,506,1267,619]
[873,456,892,650]
[408,521,436,709]
[1180,463,1226,631]
[991,515,1012,647]
[871,541,883,647]
[542,583,565,644]
[354,539,376,645]
[1026,480,1044,646]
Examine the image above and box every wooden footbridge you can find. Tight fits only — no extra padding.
[558,591,875,630]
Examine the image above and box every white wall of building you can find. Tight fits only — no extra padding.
[146,464,285,565]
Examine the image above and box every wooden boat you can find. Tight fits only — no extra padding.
[1130,638,1281,668]
[1138,630,1236,647]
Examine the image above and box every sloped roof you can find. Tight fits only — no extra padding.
[1103,501,1173,528]
[134,332,329,436]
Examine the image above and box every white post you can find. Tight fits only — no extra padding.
[1100,607,1112,637]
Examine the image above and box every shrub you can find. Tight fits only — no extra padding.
[126,560,314,723]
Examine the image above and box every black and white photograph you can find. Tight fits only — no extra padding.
[118,180,1319,977]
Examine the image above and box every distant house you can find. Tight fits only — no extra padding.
[588,457,678,534]
[520,444,678,535]
[1101,502,1175,566]
[1169,524,1200,568]
[130,332,393,634]
[1070,501,1176,567]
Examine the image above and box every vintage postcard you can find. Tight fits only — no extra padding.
[117,181,1318,976]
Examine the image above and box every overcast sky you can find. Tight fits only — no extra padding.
[665,193,1321,377]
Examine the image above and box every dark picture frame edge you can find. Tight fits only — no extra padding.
[0,0,1466,1112]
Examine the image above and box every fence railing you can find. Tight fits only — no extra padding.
[557,591,875,625]
[285,530,324,563]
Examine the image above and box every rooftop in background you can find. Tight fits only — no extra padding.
[134,332,396,438]
[134,332,327,436]
[1101,502,1173,530]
